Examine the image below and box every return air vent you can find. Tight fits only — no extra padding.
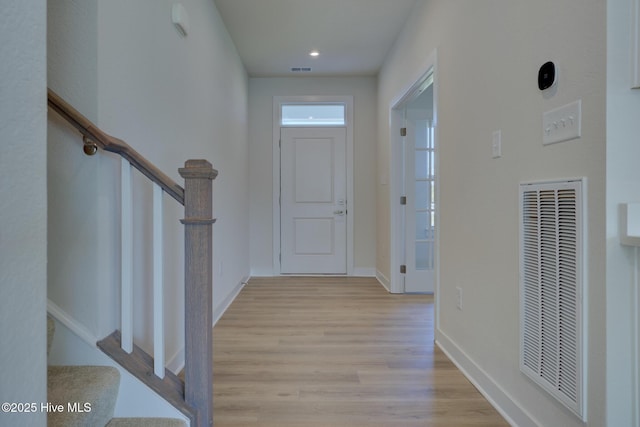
[519,179,586,421]
[291,67,312,72]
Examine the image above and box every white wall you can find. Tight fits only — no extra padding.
[249,77,377,276]
[48,0,249,379]
[48,0,105,337]
[0,0,48,426]
[378,1,606,426]
[606,0,640,425]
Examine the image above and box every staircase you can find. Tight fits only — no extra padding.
[47,317,186,427]
[47,88,217,427]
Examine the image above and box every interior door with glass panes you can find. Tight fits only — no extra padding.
[404,102,435,293]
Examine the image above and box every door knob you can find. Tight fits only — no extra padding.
[333,210,345,215]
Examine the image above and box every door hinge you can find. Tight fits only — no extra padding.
[400,265,407,274]
[400,127,407,137]
[400,196,407,205]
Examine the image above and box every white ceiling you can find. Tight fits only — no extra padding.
[214,0,418,77]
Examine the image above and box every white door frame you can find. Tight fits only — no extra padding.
[388,50,439,323]
[272,95,354,275]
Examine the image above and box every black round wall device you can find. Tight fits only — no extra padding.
[538,61,556,91]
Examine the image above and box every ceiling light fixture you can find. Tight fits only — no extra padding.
[309,50,320,57]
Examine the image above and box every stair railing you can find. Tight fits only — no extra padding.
[48,88,215,427]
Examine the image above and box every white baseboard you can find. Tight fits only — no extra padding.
[167,276,249,374]
[435,329,538,427]
[213,276,249,325]
[47,299,98,348]
[353,267,376,277]
[376,270,391,292]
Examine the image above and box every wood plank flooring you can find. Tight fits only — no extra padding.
[212,277,508,426]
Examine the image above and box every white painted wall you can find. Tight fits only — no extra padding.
[96,0,250,356]
[48,0,105,338]
[378,1,606,426]
[0,0,47,426]
[47,0,249,410]
[606,0,640,425]
[249,77,377,276]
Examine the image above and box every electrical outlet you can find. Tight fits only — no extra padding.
[456,287,463,311]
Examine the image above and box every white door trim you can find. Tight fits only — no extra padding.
[272,95,354,275]
[388,49,439,325]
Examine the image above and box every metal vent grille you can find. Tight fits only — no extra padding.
[519,179,585,421]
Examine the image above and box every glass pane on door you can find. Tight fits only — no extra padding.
[415,212,430,239]
[415,181,430,210]
[415,151,429,179]
[414,119,435,272]
[281,104,345,126]
[415,241,433,270]
[404,79,435,293]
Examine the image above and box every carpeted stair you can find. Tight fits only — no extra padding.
[47,316,186,427]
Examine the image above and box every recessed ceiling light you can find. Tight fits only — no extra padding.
[309,50,320,57]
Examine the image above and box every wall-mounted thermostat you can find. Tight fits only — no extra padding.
[538,61,556,91]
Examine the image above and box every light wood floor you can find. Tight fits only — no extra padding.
[212,277,508,427]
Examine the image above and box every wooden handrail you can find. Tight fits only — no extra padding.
[50,88,217,426]
[47,88,185,205]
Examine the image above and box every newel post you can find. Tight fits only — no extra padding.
[179,159,217,427]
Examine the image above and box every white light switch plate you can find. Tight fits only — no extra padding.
[492,130,502,158]
[543,100,581,145]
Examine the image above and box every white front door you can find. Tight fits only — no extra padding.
[280,127,347,274]
[404,112,435,293]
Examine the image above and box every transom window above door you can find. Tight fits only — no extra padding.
[281,104,346,126]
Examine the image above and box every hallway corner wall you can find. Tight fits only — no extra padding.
[378,1,606,425]
[0,0,48,425]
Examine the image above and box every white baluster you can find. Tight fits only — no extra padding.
[121,158,133,354]
[153,183,165,378]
